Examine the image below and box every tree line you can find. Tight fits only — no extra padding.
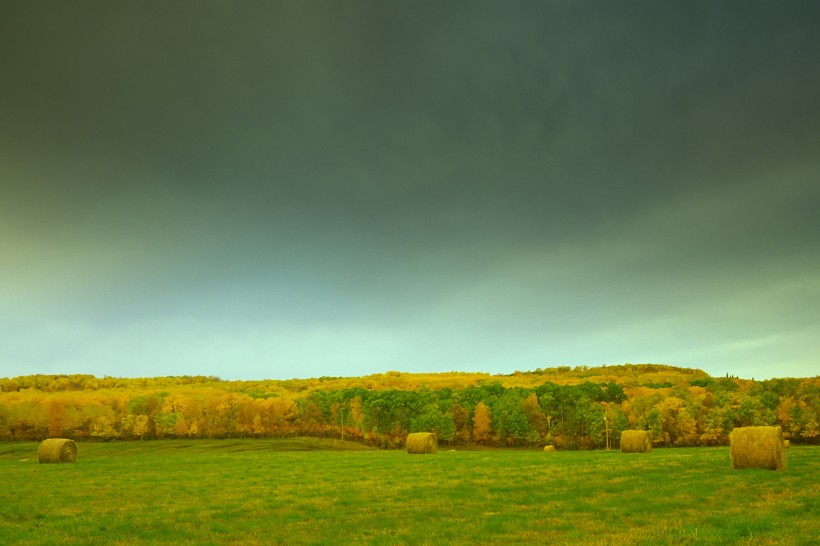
[1,368,817,448]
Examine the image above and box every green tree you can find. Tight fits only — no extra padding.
[492,392,530,446]
[439,412,456,444]
[410,405,445,435]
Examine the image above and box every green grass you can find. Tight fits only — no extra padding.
[1,440,817,545]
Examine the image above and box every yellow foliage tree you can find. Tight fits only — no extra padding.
[473,402,492,445]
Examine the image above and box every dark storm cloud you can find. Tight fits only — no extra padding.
[5,2,818,222]
[1,1,819,379]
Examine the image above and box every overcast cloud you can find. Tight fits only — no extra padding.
[1,1,818,380]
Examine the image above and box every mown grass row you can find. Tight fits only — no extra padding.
[1,440,818,545]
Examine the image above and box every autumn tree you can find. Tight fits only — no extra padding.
[1,369,816,447]
[349,396,364,437]
[473,401,492,445]
[521,392,549,440]
[46,399,67,437]
[450,403,472,443]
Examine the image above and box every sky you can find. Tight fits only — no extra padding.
[1,2,818,381]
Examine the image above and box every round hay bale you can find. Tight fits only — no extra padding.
[543,445,555,452]
[783,439,790,449]
[729,426,786,470]
[620,430,652,453]
[406,432,437,454]
[38,438,78,464]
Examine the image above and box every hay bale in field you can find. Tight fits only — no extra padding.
[406,432,437,454]
[38,439,78,464]
[620,430,652,453]
[543,445,555,452]
[729,426,786,470]
[783,439,790,448]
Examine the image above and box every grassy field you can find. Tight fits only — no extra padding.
[1,439,817,545]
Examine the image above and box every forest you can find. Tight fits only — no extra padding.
[1,365,817,449]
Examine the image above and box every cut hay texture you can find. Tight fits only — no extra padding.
[406,432,437,454]
[620,430,652,453]
[38,438,78,464]
[543,445,555,452]
[729,426,786,471]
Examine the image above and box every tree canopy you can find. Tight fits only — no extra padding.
[1,366,817,448]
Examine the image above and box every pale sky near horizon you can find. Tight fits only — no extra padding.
[1,1,818,381]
